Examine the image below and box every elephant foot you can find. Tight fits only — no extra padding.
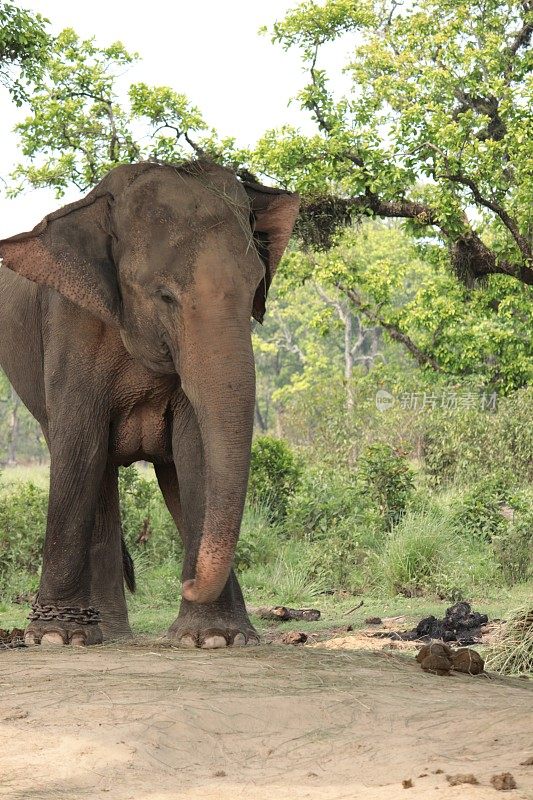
[93,603,133,642]
[168,603,259,649]
[25,604,103,646]
[99,619,134,642]
[24,619,103,647]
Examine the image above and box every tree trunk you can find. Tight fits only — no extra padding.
[255,400,267,432]
[344,310,354,412]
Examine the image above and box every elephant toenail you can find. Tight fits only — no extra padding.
[41,632,65,647]
[247,636,260,646]
[24,632,39,646]
[202,635,228,649]
[178,635,197,648]
[233,633,246,647]
[70,634,86,647]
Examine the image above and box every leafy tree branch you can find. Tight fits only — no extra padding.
[253,0,533,286]
[0,1,50,104]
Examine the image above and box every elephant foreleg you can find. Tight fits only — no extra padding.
[155,407,258,648]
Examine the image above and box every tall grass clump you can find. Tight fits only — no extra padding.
[485,607,533,677]
[269,554,326,603]
[377,507,499,600]
[235,500,279,572]
[240,541,325,605]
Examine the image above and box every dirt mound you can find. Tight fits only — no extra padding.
[1,641,532,799]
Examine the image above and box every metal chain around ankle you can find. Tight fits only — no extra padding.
[28,604,101,625]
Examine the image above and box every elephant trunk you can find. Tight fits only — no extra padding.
[177,308,255,604]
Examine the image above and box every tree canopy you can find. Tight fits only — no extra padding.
[8,29,217,196]
[0,1,50,104]
[248,0,533,286]
[10,1,532,290]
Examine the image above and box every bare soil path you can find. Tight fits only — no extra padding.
[1,641,531,799]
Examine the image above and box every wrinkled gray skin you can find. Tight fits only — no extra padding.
[0,161,299,648]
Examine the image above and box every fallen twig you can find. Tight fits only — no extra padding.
[343,600,364,617]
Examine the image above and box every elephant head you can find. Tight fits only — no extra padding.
[0,160,299,603]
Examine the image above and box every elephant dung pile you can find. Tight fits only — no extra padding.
[373,602,489,646]
[416,642,485,676]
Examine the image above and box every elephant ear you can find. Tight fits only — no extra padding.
[0,190,120,326]
[244,181,300,323]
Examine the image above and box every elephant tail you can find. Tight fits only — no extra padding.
[121,537,136,593]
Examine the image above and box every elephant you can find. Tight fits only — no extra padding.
[0,159,299,648]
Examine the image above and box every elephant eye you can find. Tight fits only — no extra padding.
[156,288,177,306]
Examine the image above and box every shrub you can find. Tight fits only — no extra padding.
[452,476,511,542]
[248,436,302,522]
[309,521,374,593]
[358,444,415,529]
[422,386,533,486]
[286,463,403,592]
[422,408,489,486]
[0,478,48,599]
[493,515,533,585]
[452,480,532,583]
[285,465,378,541]
[492,492,533,584]
[377,507,499,599]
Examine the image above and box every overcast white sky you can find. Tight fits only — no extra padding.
[0,0,350,238]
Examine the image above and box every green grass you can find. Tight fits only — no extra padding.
[1,455,531,657]
[2,563,530,638]
[0,462,156,488]
[376,506,499,599]
[1,463,50,489]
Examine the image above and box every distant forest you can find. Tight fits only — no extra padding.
[0,373,47,464]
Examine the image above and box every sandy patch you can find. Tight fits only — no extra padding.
[308,631,419,652]
[0,641,531,800]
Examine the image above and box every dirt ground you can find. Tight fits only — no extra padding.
[1,639,532,800]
